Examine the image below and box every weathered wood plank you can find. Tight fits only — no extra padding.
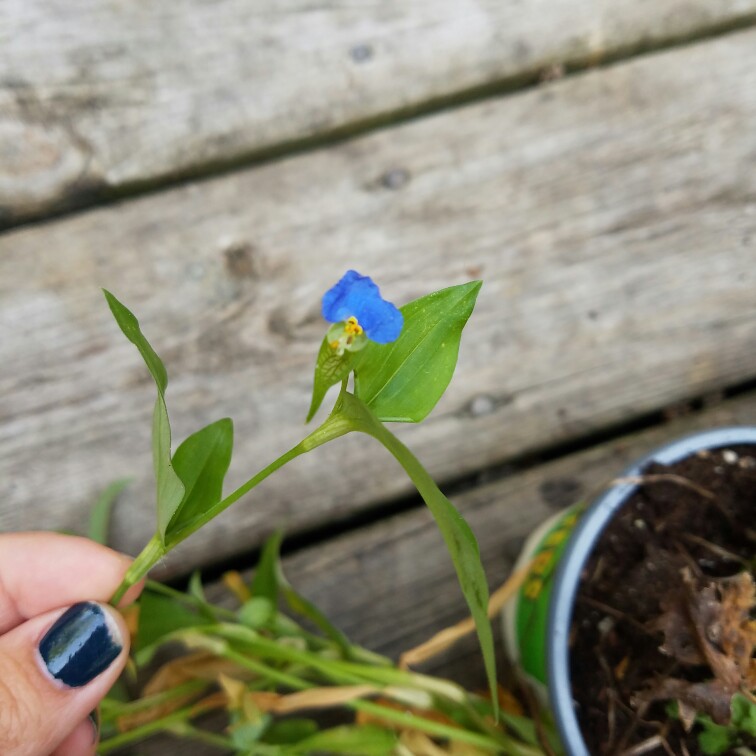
[134,392,756,756]
[1,30,755,577]
[2,1,756,224]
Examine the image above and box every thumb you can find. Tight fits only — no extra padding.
[0,602,129,756]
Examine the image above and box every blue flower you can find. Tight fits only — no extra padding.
[322,270,403,353]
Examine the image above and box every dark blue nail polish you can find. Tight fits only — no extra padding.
[39,602,122,688]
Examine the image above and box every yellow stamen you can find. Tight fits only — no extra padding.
[344,316,363,336]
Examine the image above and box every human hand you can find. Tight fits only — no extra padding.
[0,532,142,756]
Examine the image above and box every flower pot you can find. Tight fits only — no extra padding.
[503,426,756,756]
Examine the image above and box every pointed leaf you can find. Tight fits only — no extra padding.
[88,478,131,545]
[103,290,168,392]
[252,531,352,654]
[337,393,498,713]
[352,281,481,422]
[306,336,352,422]
[281,584,352,654]
[250,530,283,603]
[103,290,184,541]
[165,418,234,541]
[287,725,396,755]
[135,587,212,654]
[153,396,185,538]
[188,571,206,603]
[412,482,498,715]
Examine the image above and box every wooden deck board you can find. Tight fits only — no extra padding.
[130,391,756,755]
[1,30,755,577]
[3,1,756,224]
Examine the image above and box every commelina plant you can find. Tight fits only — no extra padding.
[105,270,497,713]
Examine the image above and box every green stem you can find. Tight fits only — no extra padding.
[109,533,164,606]
[332,392,447,509]
[98,708,196,752]
[100,680,208,720]
[223,647,311,690]
[165,408,353,548]
[166,722,235,749]
[219,644,507,753]
[145,579,238,622]
[348,699,505,752]
[108,406,353,605]
[334,392,498,713]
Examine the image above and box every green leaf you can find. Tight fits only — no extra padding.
[416,479,497,712]
[306,336,352,422]
[188,571,206,603]
[286,725,396,755]
[231,718,272,748]
[731,693,756,737]
[253,531,352,654]
[697,717,733,755]
[352,281,481,422]
[88,478,131,545]
[135,587,212,654]
[165,418,234,541]
[250,530,284,603]
[239,597,274,628]
[103,290,185,542]
[103,290,168,393]
[336,392,498,714]
[263,719,318,745]
[152,397,185,539]
[281,585,352,654]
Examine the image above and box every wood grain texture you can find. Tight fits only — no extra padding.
[1,30,755,576]
[123,392,756,755]
[3,0,756,224]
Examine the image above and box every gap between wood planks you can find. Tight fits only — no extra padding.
[4,11,756,237]
[162,375,756,593]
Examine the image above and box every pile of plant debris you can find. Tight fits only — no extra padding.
[570,446,756,755]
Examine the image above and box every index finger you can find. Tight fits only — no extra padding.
[0,532,143,634]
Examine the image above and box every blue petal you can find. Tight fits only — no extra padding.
[322,270,403,343]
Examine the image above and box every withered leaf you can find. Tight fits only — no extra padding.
[652,588,705,666]
[633,678,733,725]
[717,571,756,689]
[636,568,756,727]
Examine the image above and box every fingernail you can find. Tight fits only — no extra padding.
[39,602,123,687]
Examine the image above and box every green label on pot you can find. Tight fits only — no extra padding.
[513,505,582,685]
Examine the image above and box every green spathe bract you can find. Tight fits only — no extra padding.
[353,280,482,423]
[307,280,482,423]
[307,336,352,422]
[104,277,497,715]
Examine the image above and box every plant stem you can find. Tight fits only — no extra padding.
[110,533,164,605]
[108,407,353,605]
[334,392,498,713]
[347,699,506,753]
[165,409,353,548]
[219,644,507,753]
[100,680,208,720]
[98,708,202,752]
